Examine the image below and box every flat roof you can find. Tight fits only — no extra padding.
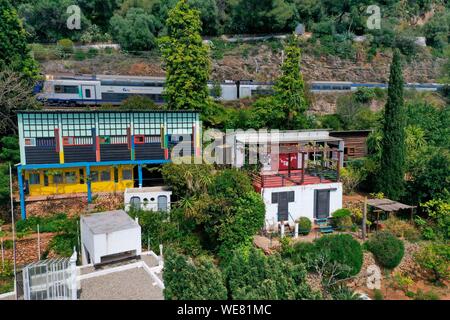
[81,210,139,235]
[125,186,171,193]
[17,110,199,114]
[367,198,416,212]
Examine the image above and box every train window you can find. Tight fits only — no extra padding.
[85,89,91,98]
[54,85,79,94]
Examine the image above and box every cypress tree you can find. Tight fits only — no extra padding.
[158,0,211,111]
[273,35,308,129]
[377,50,406,200]
[0,0,39,78]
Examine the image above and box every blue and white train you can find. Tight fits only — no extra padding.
[35,74,445,106]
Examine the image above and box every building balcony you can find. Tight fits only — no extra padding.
[252,168,340,192]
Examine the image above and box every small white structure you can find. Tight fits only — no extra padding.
[124,186,172,212]
[80,210,141,266]
[262,183,343,230]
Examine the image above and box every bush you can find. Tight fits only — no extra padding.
[57,38,74,54]
[413,289,440,300]
[86,48,98,58]
[297,217,312,235]
[414,242,450,283]
[331,209,353,231]
[366,231,404,269]
[224,247,320,300]
[314,234,363,278]
[383,216,421,242]
[16,213,69,233]
[373,289,384,300]
[73,50,86,61]
[163,249,228,300]
[286,242,316,266]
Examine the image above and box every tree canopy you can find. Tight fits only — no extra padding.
[159,0,211,110]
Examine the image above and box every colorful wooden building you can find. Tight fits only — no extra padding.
[17,110,201,219]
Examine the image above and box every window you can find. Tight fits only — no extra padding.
[29,173,41,185]
[53,173,63,184]
[85,89,91,98]
[61,113,95,137]
[114,167,119,183]
[134,135,145,144]
[157,195,168,212]
[101,170,111,181]
[54,85,79,94]
[43,172,49,186]
[22,113,58,138]
[24,138,36,146]
[122,169,132,180]
[91,171,99,182]
[65,172,77,184]
[130,197,141,210]
[79,169,85,184]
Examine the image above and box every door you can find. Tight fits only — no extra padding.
[279,153,298,171]
[81,85,96,101]
[157,195,168,212]
[315,190,330,219]
[277,192,289,221]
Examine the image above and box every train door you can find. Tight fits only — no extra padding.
[81,85,96,102]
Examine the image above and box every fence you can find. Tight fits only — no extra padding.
[22,251,77,300]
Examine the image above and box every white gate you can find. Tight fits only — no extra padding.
[22,251,77,300]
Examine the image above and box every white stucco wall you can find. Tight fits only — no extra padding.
[262,182,343,229]
[81,219,141,265]
[124,189,172,212]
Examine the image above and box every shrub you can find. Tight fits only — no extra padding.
[297,217,312,235]
[413,289,440,300]
[414,242,450,283]
[224,247,320,300]
[314,234,363,278]
[57,38,74,54]
[163,249,228,300]
[86,48,98,58]
[384,216,421,242]
[391,272,414,293]
[373,289,384,300]
[366,231,404,269]
[287,242,316,266]
[74,50,86,61]
[331,209,353,231]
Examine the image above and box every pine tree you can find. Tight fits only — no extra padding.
[377,50,406,200]
[273,35,308,129]
[0,0,39,79]
[159,0,211,110]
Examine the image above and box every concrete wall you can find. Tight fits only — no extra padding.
[262,182,343,229]
[81,220,141,265]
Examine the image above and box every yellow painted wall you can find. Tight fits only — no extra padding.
[26,166,134,196]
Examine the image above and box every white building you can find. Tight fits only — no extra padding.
[124,186,172,212]
[80,210,142,265]
[226,130,345,230]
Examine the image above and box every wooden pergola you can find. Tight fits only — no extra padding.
[361,198,416,239]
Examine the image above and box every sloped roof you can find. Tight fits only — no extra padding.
[367,198,415,212]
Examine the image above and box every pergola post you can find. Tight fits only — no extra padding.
[18,167,26,220]
[86,165,92,203]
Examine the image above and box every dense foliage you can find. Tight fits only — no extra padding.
[0,0,39,78]
[376,50,406,200]
[159,0,210,110]
[366,231,405,269]
[314,234,363,278]
[224,247,320,300]
[414,242,450,283]
[163,248,228,300]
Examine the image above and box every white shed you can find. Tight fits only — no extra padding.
[80,210,142,266]
[124,186,172,212]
